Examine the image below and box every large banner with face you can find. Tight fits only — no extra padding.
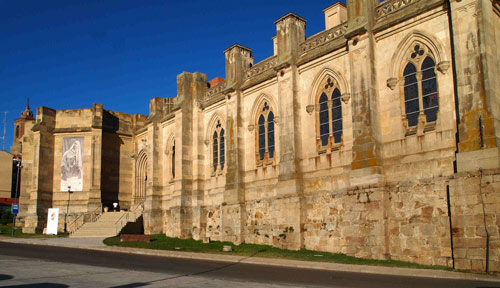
[61,137,84,191]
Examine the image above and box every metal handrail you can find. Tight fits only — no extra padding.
[68,203,103,234]
[114,201,144,234]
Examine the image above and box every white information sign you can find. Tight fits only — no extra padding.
[46,208,59,235]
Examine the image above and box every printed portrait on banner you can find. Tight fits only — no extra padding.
[60,137,84,191]
[46,208,59,235]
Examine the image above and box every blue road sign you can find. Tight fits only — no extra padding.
[11,203,19,214]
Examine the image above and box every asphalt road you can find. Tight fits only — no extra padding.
[0,242,499,288]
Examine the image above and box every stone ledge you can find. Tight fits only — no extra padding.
[456,148,500,173]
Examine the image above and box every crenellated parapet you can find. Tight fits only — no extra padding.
[300,23,348,54]
[373,0,446,32]
[206,81,226,99]
[376,0,424,20]
[245,55,277,79]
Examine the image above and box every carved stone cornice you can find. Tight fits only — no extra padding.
[52,127,92,134]
[273,61,291,73]
[222,86,236,95]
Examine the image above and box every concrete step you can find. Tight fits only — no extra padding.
[72,233,116,237]
[70,211,133,238]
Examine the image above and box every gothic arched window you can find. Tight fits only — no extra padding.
[316,77,343,151]
[255,101,275,165]
[220,128,225,170]
[213,131,218,172]
[258,114,266,160]
[319,93,329,146]
[171,140,175,179]
[331,88,343,143]
[211,120,225,175]
[402,44,439,130]
[135,150,148,199]
[267,111,275,159]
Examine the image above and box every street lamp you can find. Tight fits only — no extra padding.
[64,186,72,233]
[11,158,22,236]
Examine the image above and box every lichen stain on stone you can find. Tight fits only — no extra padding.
[459,109,495,152]
[351,134,378,169]
[308,180,321,191]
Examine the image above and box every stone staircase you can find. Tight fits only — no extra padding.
[70,202,144,238]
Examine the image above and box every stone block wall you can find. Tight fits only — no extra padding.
[245,199,273,246]
[303,186,388,260]
[246,195,302,249]
[241,170,499,272]
[205,205,221,241]
[54,109,93,130]
[449,169,500,272]
[386,178,452,266]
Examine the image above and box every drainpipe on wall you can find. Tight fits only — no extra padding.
[446,184,455,269]
[446,0,460,175]
[478,168,490,273]
[446,0,459,270]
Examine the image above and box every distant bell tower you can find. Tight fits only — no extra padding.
[11,98,35,156]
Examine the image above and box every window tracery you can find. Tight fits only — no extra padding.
[401,43,439,134]
[315,77,343,152]
[255,101,275,166]
[211,120,225,175]
[135,150,148,199]
[171,140,175,179]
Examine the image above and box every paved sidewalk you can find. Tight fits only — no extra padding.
[0,236,106,248]
[1,236,499,283]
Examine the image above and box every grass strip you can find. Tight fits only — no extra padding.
[104,234,452,271]
[0,225,68,238]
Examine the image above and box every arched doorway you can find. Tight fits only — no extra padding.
[135,150,148,199]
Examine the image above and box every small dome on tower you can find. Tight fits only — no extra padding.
[19,98,34,120]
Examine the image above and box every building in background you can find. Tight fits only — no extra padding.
[0,150,20,212]
[12,0,500,273]
[0,150,13,199]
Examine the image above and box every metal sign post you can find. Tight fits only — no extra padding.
[11,203,19,236]
[11,159,22,236]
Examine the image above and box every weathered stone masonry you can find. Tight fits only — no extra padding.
[11,0,500,272]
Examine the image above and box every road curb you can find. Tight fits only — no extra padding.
[1,236,499,283]
[93,246,500,282]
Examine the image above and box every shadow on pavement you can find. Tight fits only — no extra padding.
[110,283,149,288]
[0,274,13,281]
[110,249,267,287]
[2,284,68,288]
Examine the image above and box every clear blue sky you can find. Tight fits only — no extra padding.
[1,0,344,152]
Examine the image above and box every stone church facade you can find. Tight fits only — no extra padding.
[11,0,500,272]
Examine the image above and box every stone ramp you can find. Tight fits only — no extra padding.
[70,211,126,238]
